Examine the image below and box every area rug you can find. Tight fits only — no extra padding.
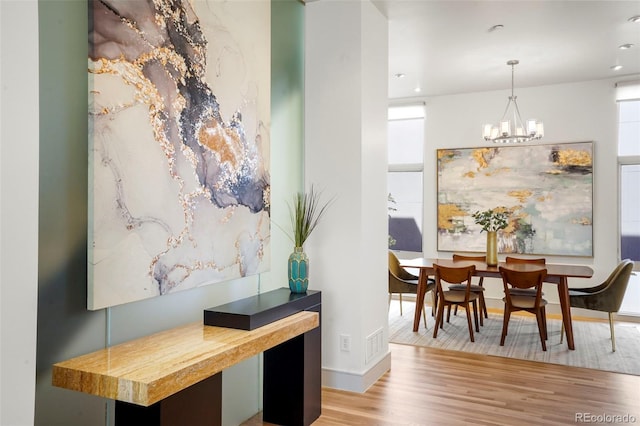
[388,301,640,376]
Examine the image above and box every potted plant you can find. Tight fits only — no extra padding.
[471,208,509,266]
[388,193,397,247]
[471,208,509,233]
[287,185,333,293]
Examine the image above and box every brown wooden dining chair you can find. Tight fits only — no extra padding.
[433,264,479,342]
[504,256,546,264]
[450,254,488,325]
[499,266,548,351]
[504,256,546,297]
[388,251,436,328]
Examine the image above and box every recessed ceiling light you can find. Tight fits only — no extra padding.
[414,87,422,93]
[488,24,504,32]
[629,15,640,23]
[611,65,623,71]
[394,73,406,79]
[619,44,634,50]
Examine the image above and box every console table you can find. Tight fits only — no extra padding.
[52,288,322,426]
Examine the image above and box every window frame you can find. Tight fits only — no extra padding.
[617,92,640,272]
[387,105,425,254]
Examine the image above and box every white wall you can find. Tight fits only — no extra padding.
[0,1,40,425]
[424,78,636,310]
[305,0,390,392]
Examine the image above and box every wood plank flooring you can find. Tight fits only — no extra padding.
[243,343,640,425]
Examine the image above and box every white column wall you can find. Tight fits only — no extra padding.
[305,0,390,392]
[424,78,637,310]
[0,1,40,425]
[359,0,392,379]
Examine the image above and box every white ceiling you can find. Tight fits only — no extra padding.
[372,0,640,99]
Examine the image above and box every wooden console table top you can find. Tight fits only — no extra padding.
[52,311,319,406]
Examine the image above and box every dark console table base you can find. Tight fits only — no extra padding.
[115,374,222,426]
[206,288,322,426]
[263,302,321,425]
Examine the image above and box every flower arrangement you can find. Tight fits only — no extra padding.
[471,208,509,233]
[288,185,334,248]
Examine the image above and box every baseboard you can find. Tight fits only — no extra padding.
[321,350,391,393]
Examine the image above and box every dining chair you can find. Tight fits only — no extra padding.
[561,259,634,352]
[504,256,546,297]
[504,256,546,264]
[499,266,548,351]
[433,264,479,342]
[449,254,488,325]
[388,251,436,328]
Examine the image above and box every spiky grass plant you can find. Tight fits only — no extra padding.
[289,185,333,247]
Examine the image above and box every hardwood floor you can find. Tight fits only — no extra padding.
[244,342,640,425]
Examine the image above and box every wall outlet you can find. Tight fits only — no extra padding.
[365,328,384,364]
[339,334,351,352]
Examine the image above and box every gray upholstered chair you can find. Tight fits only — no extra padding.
[388,251,436,328]
[561,259,634,352]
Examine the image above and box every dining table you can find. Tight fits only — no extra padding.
[399,258,594,350]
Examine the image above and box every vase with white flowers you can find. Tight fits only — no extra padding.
[471,208,509,266]
[287,185,333,293]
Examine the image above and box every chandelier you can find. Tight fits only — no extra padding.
[483,60,543,143]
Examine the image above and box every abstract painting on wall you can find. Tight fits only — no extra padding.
[87,0,270,309]
[437,142,593,257]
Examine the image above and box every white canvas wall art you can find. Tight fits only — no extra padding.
[88,0,270,309]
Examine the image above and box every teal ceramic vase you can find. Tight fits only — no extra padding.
[288,247,309,293]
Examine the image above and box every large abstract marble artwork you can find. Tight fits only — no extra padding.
[437,142,593,257]
[88,0,270,309]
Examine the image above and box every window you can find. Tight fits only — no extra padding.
[388,105,424,253]
[618,100,640,156]
[616,82,640,315]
